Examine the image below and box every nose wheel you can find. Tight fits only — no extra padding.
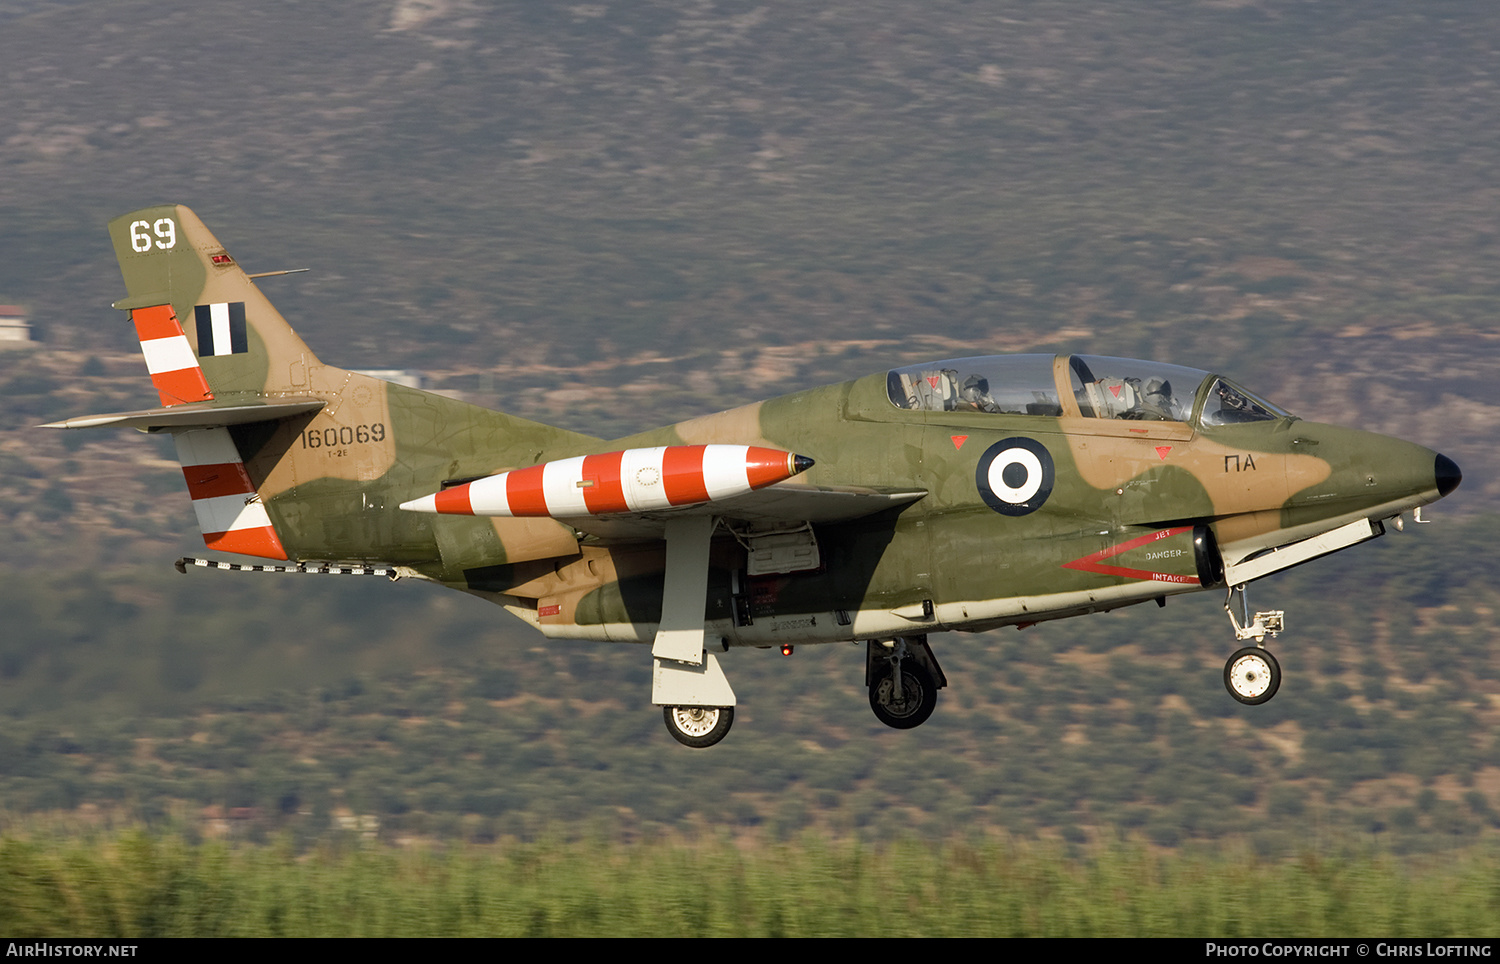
[1221,584,1284,705]
[1223,646,1281,705]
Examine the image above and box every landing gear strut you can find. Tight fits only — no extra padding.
[866,636,944,729]
[663,705,734,748]
[1222,584,1285,705]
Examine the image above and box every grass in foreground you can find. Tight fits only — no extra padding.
[2,830,1498,937]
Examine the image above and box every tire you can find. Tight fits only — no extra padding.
[869,662,938,729]
[1223,646,1281,705]
[663,705,734,748]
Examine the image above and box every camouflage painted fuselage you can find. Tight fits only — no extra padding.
[401,368,1447,648]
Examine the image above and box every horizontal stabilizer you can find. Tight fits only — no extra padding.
[41,397,325,431]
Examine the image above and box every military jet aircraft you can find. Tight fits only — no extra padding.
[48,205,1463,747]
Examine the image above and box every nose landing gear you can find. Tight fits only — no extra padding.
[1222,584,1286,705]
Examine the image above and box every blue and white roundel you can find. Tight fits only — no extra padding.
[976,438,1054,516]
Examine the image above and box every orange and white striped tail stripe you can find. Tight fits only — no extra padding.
[173,428,287,559]
[401,444,811,518]
[132,304,213,406]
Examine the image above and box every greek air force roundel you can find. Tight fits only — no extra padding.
[976,438,1054,516]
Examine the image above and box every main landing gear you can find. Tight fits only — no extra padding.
[663,704,735,748]
[866,636,946,729]
[1222,584,1285,705]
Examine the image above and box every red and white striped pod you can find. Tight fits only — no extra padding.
[401,444,812,518]
[132,304,214,406]
[174,428,287,559]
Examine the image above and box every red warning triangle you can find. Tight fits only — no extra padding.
[1155,446,1172,460]
[951,435,968,450]
[1109,384,1123,398]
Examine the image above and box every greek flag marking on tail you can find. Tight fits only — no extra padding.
[194,302,248,356]
[131,304,214,406]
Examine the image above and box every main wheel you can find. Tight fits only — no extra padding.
[663,705,734,748]
[869,662,938,729]
[1224,646,1281,705]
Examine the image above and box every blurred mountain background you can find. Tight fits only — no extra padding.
[0,1,1497,854]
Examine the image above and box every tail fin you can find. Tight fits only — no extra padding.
[108,204,321,403]
[93,205,597,568]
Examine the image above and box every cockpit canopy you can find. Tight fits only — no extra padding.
[886,354,1291,427]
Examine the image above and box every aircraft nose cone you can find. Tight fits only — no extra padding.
[1435,453,1462,498]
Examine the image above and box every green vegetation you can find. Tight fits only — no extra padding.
[3,829,1498,937]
